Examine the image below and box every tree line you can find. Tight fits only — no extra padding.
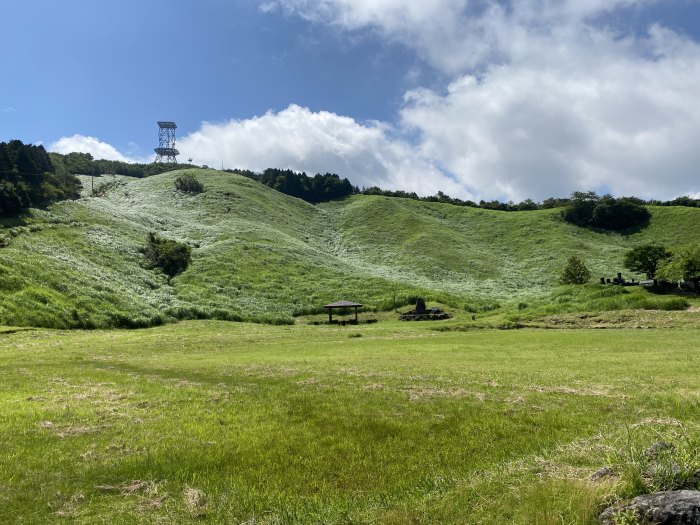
[50,151,193,179]
[5,143,699,222]
[229,168,356,203]
[0,140,81,217]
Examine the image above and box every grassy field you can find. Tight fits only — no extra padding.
[1,319,699,524]
[0,169,699,328]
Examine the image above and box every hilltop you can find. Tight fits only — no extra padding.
[0,168,698,328]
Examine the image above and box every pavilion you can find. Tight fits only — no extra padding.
[323,300,363,324]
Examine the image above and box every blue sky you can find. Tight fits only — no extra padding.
[2,0,700,201]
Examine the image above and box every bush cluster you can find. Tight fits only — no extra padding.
[562,191,650,230]
[174,173,204,194]
[143,233,192,278]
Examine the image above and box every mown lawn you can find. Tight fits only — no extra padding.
[0,320,698,524]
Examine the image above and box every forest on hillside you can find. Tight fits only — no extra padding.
[0,140,81,217]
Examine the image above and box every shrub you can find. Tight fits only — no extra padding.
[174,173,204,194]
[144,232,192,278]
[560,256,591,285]
[562,192,649,230]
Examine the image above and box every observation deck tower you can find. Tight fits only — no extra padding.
[154,121,179,163]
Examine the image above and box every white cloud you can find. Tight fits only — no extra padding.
[401,26,700,201]
[266,0,653,73]
[178,104,465,197]
[48,1,700,202]
[49,135,141,162]
[260,0,700,201]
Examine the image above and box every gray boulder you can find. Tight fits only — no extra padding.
[599,490,700,524]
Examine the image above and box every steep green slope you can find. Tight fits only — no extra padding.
[0,169,698,328]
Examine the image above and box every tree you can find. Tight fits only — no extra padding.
[590,197,649,230]
[658,244,700,293]
[560,256,591,285]
[562,191,600,227]
[144,233,192,278]
[623,244,671,279]
[562,192,650,230]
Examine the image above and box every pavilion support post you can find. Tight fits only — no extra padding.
[329,310,333,324]
[354,306,358,323]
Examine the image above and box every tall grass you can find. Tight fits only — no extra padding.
[0,169,698,329]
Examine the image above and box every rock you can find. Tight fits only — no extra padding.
[646,441,675,458]
[599,490,700,524]
[590,467,615,482]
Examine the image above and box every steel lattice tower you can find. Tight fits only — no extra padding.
[154,121,179,163]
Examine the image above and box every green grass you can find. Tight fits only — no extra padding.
[1,321,698,523]
[0,169,699,329]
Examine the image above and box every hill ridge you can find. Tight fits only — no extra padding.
[0,168,698,328]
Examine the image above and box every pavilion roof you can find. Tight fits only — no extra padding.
[323,300,363,309]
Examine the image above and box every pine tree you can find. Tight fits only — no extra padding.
[560,256,591,285]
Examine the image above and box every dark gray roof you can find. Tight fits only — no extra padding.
[323,300,363,308]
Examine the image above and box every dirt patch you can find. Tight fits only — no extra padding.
[401,386,487,402]
[96,480,151,494]
[38,421,109,437]
[529,384,613,398]
[632,417,683,428]
[296,378,320,386]
[534,309,700,329]
[183,486,207,517]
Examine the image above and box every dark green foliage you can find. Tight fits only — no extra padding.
[144,232,192,278]
[0,181,25,216]
[562,191,599,226]
[591,198,649,230]
[658,244,700,292]
[58,152,96,175]
[560,256,591,285]
[174,173,204,194]
[251,168,355,203]
[623,245,671,279]
[0,140,81,217]
[562,192,650,230]
[50,151,194,178]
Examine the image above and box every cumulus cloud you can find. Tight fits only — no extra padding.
[401,26,700,201]
[48,1,700,202]
[259,0,700,201]
[49,135,141,162]
[178,104,465,197]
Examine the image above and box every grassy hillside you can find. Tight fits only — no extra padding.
[0,169,698,328]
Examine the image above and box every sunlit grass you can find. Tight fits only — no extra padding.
[0,321,699,523]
